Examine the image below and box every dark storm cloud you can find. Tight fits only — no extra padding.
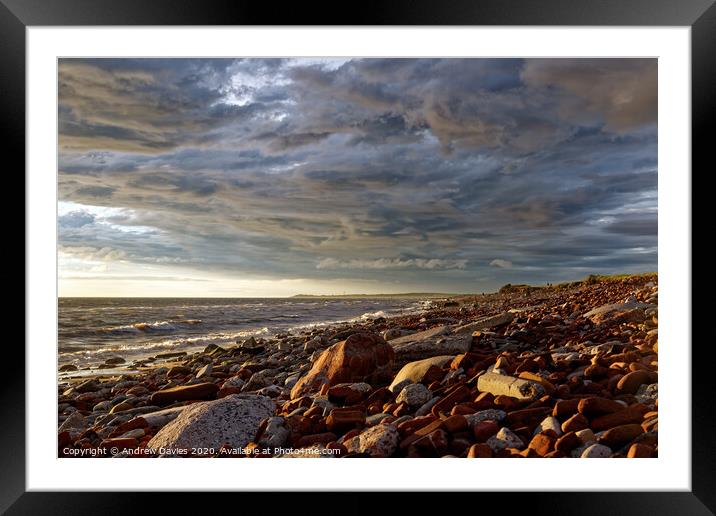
[58,58,657,289]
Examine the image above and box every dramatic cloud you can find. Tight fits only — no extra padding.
[58,58,657,294]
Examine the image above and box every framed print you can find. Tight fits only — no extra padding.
[7,0,713,512]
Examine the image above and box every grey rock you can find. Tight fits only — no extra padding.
[487,427,524,452]
[344,424,399,457]
[581,443,612,458]
[453,312,515,334]
[476,372,545,401]
[258,416,289,449]
[395,383,432,408]
[147,394,275,452]
[465,409,507,428]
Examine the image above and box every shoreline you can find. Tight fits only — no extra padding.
[58,273,658,459]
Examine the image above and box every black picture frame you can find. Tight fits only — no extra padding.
[6,0,712,513]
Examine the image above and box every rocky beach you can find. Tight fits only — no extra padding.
[58,273,658,459]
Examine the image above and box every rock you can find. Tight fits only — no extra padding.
[467,443,493,458]
[58,411,87,438]
[453,312,514,334]
[344,424,399,457]
[580,443,613,458]
[141,406,187,429]
[93,401,112,412]
[104,356,125,365]
[382,329,404,341]
[59,364,78,372]
[167,366,192,378]
[575,428,596,444]
[464,409,507,427]
[584,302,654,325]
[616,370,655,395]
[415,397,441,417]
[75,379,100,393]
[290,332,394,399]
[258,417,289,449]
[389,327,471,363]
[222,376,245,390]
[476,372,545,401]
[110,401,134,413]
[365,413,393,426]
[635,383,658,407]
[149,382,219,406]
[395,383,432,408]
[486,427,524,452]
[388,356,454,391]
[534,416,562,436]
[196,363,213,379]
[147,394,274,454]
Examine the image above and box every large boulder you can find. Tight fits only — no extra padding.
[290,332,394,399]
[388,355,454,391]
[389,326,472,364]
[583,302,655,325]
[147,394,274,454]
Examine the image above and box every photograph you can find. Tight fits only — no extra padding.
[56,57,659,460]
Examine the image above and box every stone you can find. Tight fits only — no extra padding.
[597,424,644,448]
[388,356,454,391]
[487,427,524,452]
[196,363,213,379]
[290,332,394,399]
[473,420,500,442]
[583,302,654,325]
[326,409,365,433]
[467,443,493,458]
[528,433,556,456]
[575,428,596,444]
[561,413,589,433]
[366,413,393,427]
[627,443,654,458]
[415,397,441,417]
[534,416,562,437]
[476,372,545,401]
[167,366,192,378]
[75,379,100,393]
[59,364,78,372]
[453,312,514,334]
[149,382,219,406]
[110,401,134,413]
[395,383,432,408]
[616,371,655,395]
[580,443,613,458]
[382,328,404,341]
[58,411,87,438]
[578,397,625,417]
[141,406,189,428]
[464,409,507,427]
[590,404,648,431]
[258,416,289,449]
[147,394,274,453]
[635,383,658,407]
[390,327,471,363]
[344,424,400,457]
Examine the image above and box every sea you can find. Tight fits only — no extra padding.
[58,297,430,374]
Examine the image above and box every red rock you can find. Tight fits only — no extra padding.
[578,397,625,417]
[473,392,495,410]
[467,443,493,458]
[504,407,552,428]
[442,414,468,434]
[431,385,471,416]
[397,415,437,435]
[591,404,648,431]
[326,409,365,432]
[149,382,219,405]
[392,402,410,417]
[473,420,499,442]
[561,413,589,433]
[217,386,242,398]
[290,333,394,399]
[528,433,556,456]
[597,424,644,448]
[413,429,448,455]
[493,395,520,411]
[413,419,445,437]
[99,437,137,451]
[616,370,654,395]
[627,443,654,458]
[58,431,72,448]
[641,417,658,433]
[451,403,477,416]
[554,431,581,453]
[109,416,148,437]
[296,432,338,447]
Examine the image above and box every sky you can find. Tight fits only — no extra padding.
[57,58,657,297]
